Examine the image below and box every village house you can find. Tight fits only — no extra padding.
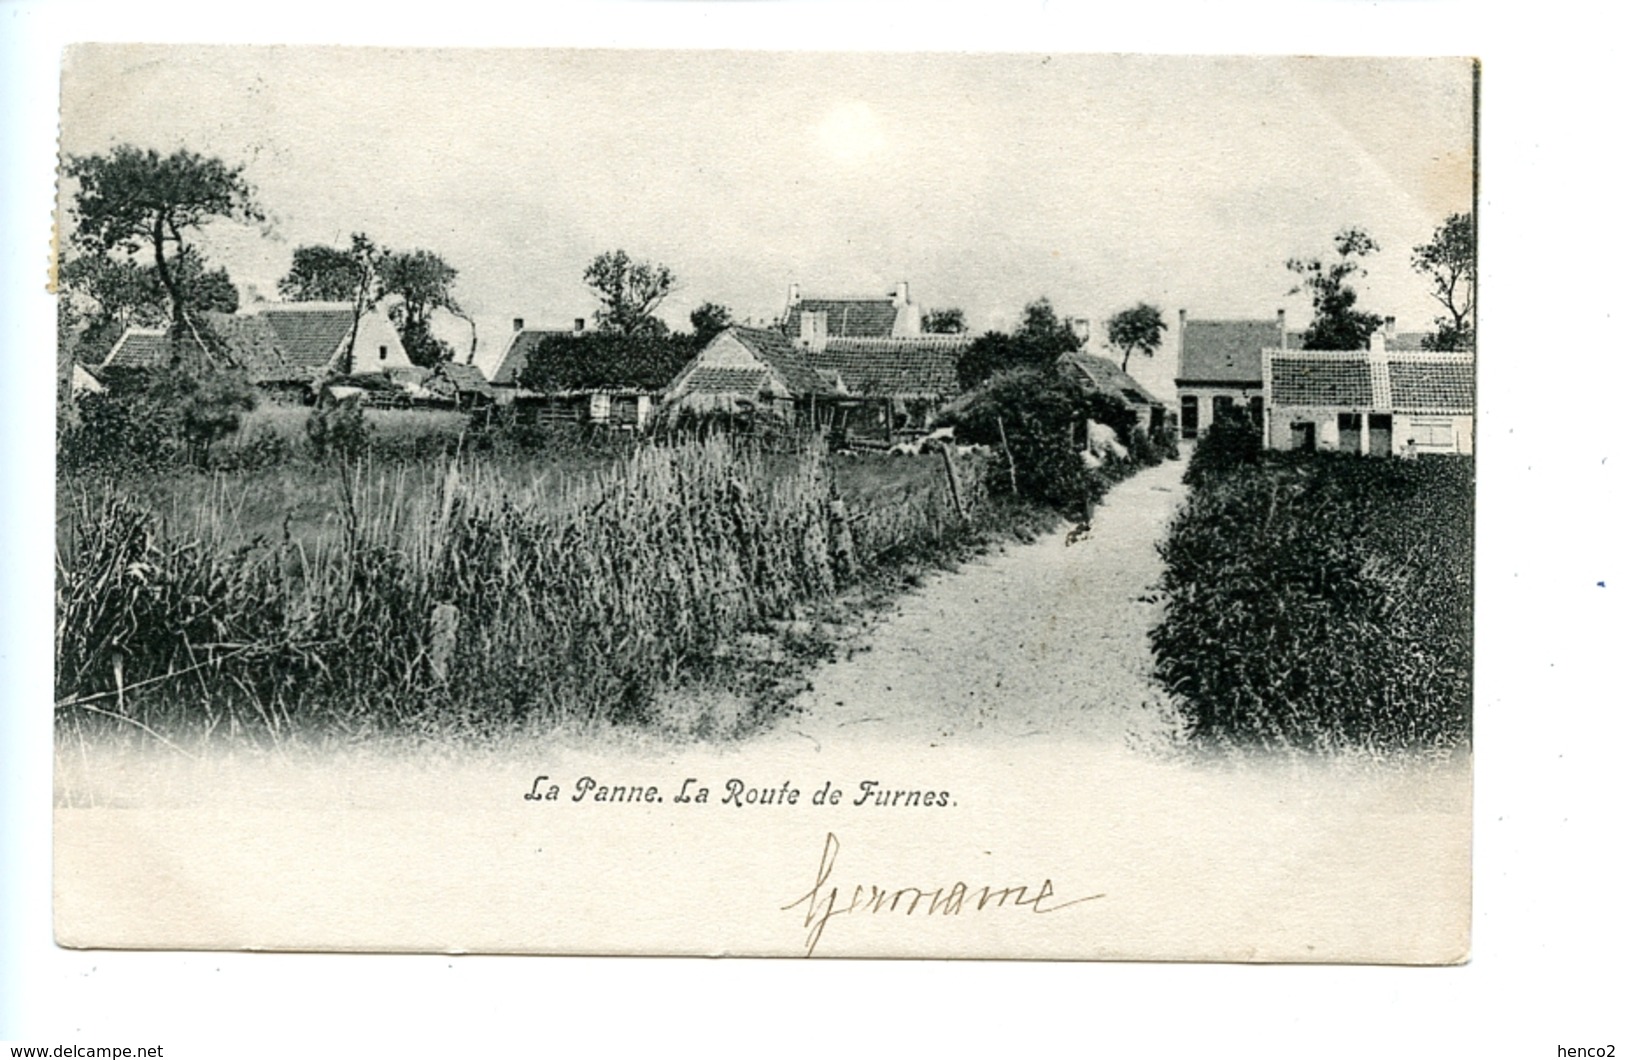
[1262,328,1474,456]
[486,317,661,429]
[424,361,497,410]
[1174,310,1434,439]
[1172,310,1293,439]
[663,325,842,424]
[101,303,413,398]
[781,281,923,342]
[664,283,970,441]
[1055,348,1168,433]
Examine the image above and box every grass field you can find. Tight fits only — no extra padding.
[56,426,1039,751]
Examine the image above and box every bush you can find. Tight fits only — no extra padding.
[1151,454,1472,752]
[933,367,1136,517]
[1182,412,1260,488]
[57,370,257,472]
[306,398,371,462]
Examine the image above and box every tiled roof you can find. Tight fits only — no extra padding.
[102,315,304,384]
[784,298,899,339]
[1176,320,1282,384]
[1269,354,1375,407]
[805,335,968,399]
[437,361,495,397]
[258,305,355,370]
[732,326,837,395]
[1389,358,1474,412]
[1058,350,1164,407]
[489,328,580,386]
[680,366,774,396]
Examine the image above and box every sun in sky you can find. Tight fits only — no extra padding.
[815,101,886,165]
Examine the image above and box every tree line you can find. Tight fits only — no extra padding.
[58,143,1475,389]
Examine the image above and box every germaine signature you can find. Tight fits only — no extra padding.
[782,832,1104,956]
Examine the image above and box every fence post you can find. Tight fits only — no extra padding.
[428,602,461,685]
[996,415,1019,496]
[940,444,968,522]
[829,496,860,579]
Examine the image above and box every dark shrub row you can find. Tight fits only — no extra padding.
[1151,443,1473,752]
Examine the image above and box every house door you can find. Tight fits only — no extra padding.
[1369,414,1393,457]
[1290,421,1316,451]
[1180,395,1199,439]
[1337,412,1362,453]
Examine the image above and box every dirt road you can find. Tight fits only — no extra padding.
[769,454,1191,750]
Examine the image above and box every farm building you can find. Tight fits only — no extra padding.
[1262,332,1474,456]
[664,325,842,424]
[425,361,496,409]
[101,304,413,396]
[805,335,970,443]
[487,318,670,429]
[485,317,588,389]
[1056,348,1168,432]
[782,281,924,343]
[663,324,971,442]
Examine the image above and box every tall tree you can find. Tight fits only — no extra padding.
[1106,303,1167,373]
[584,249,676,336]
[1017,297,1083,353]
[380,249,464,367]
[689,301,734,346]
[922,307,967,334]
[1287,227,1383,351]
[278,244,369,303]
[1412,212,1476,351]
[65,145,262,342]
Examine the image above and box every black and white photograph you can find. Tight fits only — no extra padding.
[5,5,1619,1055]
[46,43,1475,960]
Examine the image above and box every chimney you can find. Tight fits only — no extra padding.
[513,317,525,333]
[1384,316,1397,340]
[893,281,910,308]
[787,282,802,307]
[1276,308,1287,348]
[573,318,586,334]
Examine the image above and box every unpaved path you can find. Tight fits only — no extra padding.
[767,455,1191,750]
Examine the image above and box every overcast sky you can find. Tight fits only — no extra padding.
[60,46,1473,393]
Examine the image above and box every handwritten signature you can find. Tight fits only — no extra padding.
[782,832,1104,956]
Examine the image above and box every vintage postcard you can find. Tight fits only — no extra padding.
[52,45,1475,960]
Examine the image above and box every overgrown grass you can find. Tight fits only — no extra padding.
[56,437,1035,749]
[1150,447,1473,753]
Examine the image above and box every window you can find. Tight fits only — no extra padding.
[1409,417,1455,447]
[1180,395,1199,438]
[379,345,388,361]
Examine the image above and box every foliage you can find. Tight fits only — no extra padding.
[1106,302,1167,372]
[922,307,967,334]
[515,331,696,393]
[1413,213,1476,351]
[305,398,372,463]
[1151,454,1473,752]
[279,244,370,302]
[584,249,677,336]
[689,302,734,346]
[1182,408,1262,488]
[58,369,258,471]
[1287,227,1384,351]
[934,366,1141,516]
[956,299,1083,390]
[64,145,262,328]
[380,249,464,367]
